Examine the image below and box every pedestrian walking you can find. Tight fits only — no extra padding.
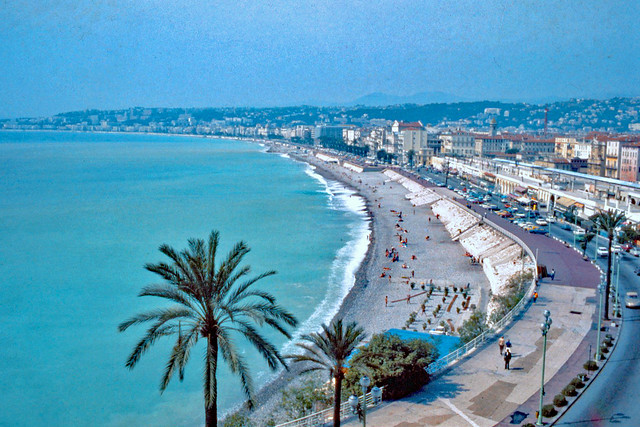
[550,269,555,280]
[407,294,411,304]
[498,336,505,355]
[504,348,512,370]
[505,338,512,350]
[385,296,388,307]
[533,291,538,303]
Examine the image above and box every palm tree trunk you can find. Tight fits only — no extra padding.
[605,235,613,320]
[333,375,342,427]
[205,337,218,427]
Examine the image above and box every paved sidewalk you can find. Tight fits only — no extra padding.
[343,283,595,427]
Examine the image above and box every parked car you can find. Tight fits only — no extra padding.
[559,223,572,230]
[612,244,622,254]
[621,243,633,252]
[546,216,557,223]
[630,247,640,257]
[597,247,609,257]
[536,219,548,226]
[626,291,640,308]
[529,227,547,234]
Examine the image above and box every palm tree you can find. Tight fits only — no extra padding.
[580,232,595,257]
[590,209,626,319]
[285,319,366,427]
[118,230,298,427]
[406,149,415,169]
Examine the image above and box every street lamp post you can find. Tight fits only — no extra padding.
[360,375,370,427]
[614,252,621,317]
[596,276,605,361]
[593,224,600,260]
[350,376,370,427]
[537,310,553,426]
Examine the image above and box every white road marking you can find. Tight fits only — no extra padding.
[439,398,480,427]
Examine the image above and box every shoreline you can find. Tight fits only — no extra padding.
[244,143,496,425]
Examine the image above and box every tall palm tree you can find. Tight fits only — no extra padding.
[285,319,365,427]
[118,230,298,427]
[590,209,626,319]
[580,232,595,257]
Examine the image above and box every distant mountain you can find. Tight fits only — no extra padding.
[348,91,467,106]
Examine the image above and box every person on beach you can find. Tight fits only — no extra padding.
[498,336,505,355]
[407,294,411,304]
[550,269,555,280]
[385,296,388,307]
[533,291,538,303]
[505,338,512,350]
[504,348,512,370]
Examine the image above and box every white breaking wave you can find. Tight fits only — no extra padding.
[282,170,371,355]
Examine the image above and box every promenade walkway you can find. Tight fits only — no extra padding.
[343,187,601,427]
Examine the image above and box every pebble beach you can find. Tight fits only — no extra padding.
[244,142,534,425]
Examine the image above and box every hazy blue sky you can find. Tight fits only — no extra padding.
[1,0,638,118]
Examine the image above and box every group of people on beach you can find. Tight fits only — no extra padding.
[385,247,400,263]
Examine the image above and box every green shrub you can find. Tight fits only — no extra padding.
[280,378,332,419]
[488,271,533,323]
[583,360,598,371]
[570,377,585,389]
[221,413,254,427]
[553,394,567,407]
[542,404,557,417]
[458,311,488,344]
[562,384,577,397]
[600,345,609,354]
[344,333,437,401]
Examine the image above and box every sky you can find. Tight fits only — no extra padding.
[1,0,639,118]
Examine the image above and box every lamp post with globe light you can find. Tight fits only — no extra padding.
[537,310,552,426]
[349,376,373,427]
[596,275,605,361]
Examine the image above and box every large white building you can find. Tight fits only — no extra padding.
[440,131,475,157]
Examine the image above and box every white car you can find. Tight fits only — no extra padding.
[612,244,622,254]
[546,216,556,223]
[536,219,548,226]
[630,247,640,257]
[626,291,640,309]
[573,228,586,236]
[597,247,608,257]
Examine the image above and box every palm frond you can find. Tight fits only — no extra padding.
[138,284,200,313]
[206,230,220,289]
[232,321,282,370]
[118,307,195,332]
[225,270,277,305]
[124,323,175,369]
[158,244,196,283]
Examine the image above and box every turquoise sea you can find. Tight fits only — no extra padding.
[0,131,370,426]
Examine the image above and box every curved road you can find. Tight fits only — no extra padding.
[416,168,640,425]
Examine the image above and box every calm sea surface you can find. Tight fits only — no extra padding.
[0,131,370,426]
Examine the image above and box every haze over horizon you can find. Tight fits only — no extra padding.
[1,1,638,119]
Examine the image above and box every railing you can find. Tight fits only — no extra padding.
[275,387,384,427]
[426,201,538,375]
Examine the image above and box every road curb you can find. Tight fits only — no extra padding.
[551,292,623,425]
